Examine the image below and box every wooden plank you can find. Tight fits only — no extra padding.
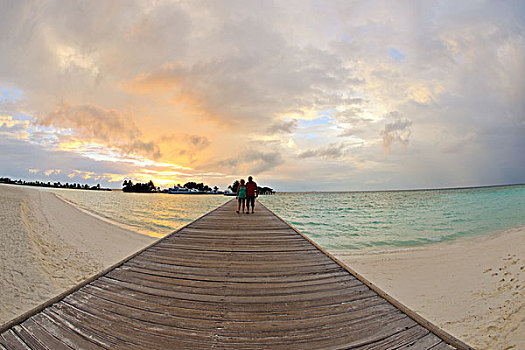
[214,312,413,344]
[131,254,336,273]
[137,249,334,265]
[52,301,214,349]
[79,284,383,321]
[65,296,406,344]
[128,256,346,275]
[113,256,337,271]
[31,313,103,350]
[145,243,318,252]
[104,272,364,298]
[0,330,30,350]
[51,301,213,348]
[146,244,331,257]
[11,325,50,350]
[95,275,372,303]
[404,332,445,349]
[147,246,325,258]
[113,265,354,287]
[121,262,347,278]
[78,286,385,322]
[44,306,117,349]
[108,265,355,286]
[87,279,377,312]
[57,299,218,346]
[19,319,71,350]
[429,341,455,350]
[69,289,396,335]
[120,264,354,286]
[125,259,347,281]
[350,325,429,350]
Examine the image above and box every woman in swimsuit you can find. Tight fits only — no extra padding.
[236,179,246,214]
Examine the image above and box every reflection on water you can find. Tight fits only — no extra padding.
[44,188,229,238]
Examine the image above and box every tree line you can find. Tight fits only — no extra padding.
[122,180,157,193]
[0,177,108,191]
[177,182,221,192]
[122,180,220,193]
[122,180,275,194]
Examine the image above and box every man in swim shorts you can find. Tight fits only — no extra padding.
[245,176,258,214]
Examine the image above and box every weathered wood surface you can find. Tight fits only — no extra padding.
[0,200,470,349]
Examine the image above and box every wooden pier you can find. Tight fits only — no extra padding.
[0,200,472,349]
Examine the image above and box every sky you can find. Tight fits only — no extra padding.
[1,0,524,191]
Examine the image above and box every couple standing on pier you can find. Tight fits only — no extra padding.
[236,176,258,214]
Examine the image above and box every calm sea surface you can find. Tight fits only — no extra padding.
[47,185,525,251]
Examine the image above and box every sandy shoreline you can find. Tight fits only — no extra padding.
[334,226,525,350]
[0,185,155,325]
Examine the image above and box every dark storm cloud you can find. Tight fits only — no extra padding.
[266,120,298,134]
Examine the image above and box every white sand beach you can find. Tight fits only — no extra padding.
[335,227,525,350]
[0,185,155,325]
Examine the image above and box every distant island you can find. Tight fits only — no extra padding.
[0,177,110,191]
[123,180,220,194]
[123,180,275,195]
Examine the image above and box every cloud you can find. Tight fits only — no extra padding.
[441,131,477,154]
[0,115,30,140]
[186,134,210,149]
[298,142,350,160]
[0,115,29,130]
[0,136,133,185]
[380,113,412,155]
[207,147,284,175]
[266,120,297,134]
[245,150,284,174]
[37,103,160,159]
[118,9,364,130]
[156,133,210,163]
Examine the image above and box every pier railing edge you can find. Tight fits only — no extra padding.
[259,201,475,350]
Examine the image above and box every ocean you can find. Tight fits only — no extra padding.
[46,184,525,251]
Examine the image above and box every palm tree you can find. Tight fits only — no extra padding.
[147,180,156,192]
[229,180,240,193]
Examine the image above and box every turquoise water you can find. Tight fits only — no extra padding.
[47,185,525,251]
[259,185,525,250]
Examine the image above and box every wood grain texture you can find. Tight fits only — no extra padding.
[0,200,471,349]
